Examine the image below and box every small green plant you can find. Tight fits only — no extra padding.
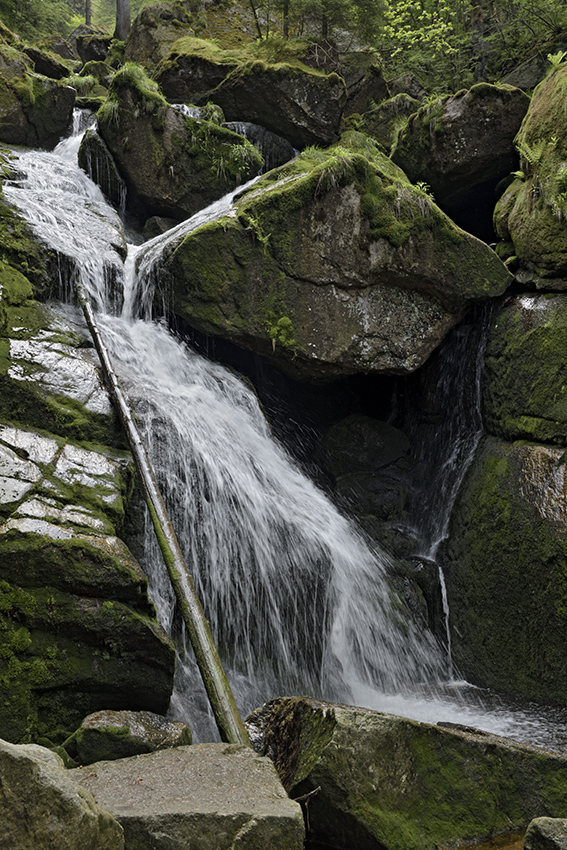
[201,101,225,125]
[548,50,567,67]
[266,314,296,350]
[516,138,546,177]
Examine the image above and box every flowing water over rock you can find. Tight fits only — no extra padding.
[5,118,567,750]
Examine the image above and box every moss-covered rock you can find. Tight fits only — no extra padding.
[155,37,347,148]
[494,65,567,283]
[357,92,421,153]
[155,133,511,380]
[0,61,75,149]
[124,1,197,71]
[248,696,567,850]
[440,434,567,704]
[65,709,191,765]
[22,46,72,80]
[393,83,529,239]
[339,50,389,118]
[78,129,126,211]
[96,62,262,221]
[483,293,567,444]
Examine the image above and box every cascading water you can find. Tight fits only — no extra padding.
[5,115,567,751]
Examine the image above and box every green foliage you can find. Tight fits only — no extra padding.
[548,50,567,67]
[0,0,74,39]
[266,313,296,350]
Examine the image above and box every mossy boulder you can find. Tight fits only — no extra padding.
[494,65,567,284]
[155,37,347,148]
[0,739,124,850]
[22,46,72,80]
[248,696,567,850]
[440,434,567,704]
[154,133,511,380]
[358,93,421,153]
[96,63,262,221]
[0,65,75,149]
[76,33,112,64]
[393,83,530,239]
[483,293,567,444]
[78,129,126,211]
[65,709,191,765]
[124,1,197,71]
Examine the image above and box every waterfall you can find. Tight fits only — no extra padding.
[5,117,567,752]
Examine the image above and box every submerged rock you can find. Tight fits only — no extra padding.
[248,696,567,850]
[66,710,192,765]
[483,293,567,444]
[441,434,567,704]
[73,743,305,849]
[393,82,529,239]
[0,739,124,850]
[494,65,567,284]
[97,63,262,221]
[155,133,511,380]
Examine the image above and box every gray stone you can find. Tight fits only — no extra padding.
[157,136,511,380]
[73,743,305,850]
[248,697,567,850]
[525,818,567,850]
[0,738,124,850]
[70,709,192,765]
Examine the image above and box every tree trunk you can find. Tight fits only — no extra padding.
[85,0,92,26]
[77,285,251,748]
[114,0,131,41]
[283,0,289,38]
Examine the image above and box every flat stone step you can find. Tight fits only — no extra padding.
[72,742,305,850]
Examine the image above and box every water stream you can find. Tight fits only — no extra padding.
[4,121,567,752]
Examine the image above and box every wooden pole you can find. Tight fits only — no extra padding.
[78,286,251,747]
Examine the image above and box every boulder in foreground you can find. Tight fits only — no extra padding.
[247,696,567,850]
[74,742,305,850]
[0,738,123,850]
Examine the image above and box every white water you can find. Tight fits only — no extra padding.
[4,120,567,751]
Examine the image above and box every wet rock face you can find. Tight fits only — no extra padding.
[392,83,529,240]
[73,743,305,850]
[157,136,510,381]
[0,262,174,743]
[440,434,567,704]
[494,65,567,284]
[0,739,124,850]
[483,294,567,445]
[248,697,567,850]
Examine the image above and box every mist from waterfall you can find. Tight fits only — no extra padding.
[5,117,567,751]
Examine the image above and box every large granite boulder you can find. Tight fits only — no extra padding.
[156,37,347,148]
[151,132,511,381]
[494,64,567,286]
[0,44,75,148]
[0,738,124,850]
[249,697,567,850]
[339,50,389,117]
[525,818,567,850]
[96,63,262,221]
[440,434,567,704]
[74,743,305,850]
[66,709,192,765]
[22,46,72,80]
[393,83,530,239]
[483,293,567,445]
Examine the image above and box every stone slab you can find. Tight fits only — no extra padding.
[73,742,305,850]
